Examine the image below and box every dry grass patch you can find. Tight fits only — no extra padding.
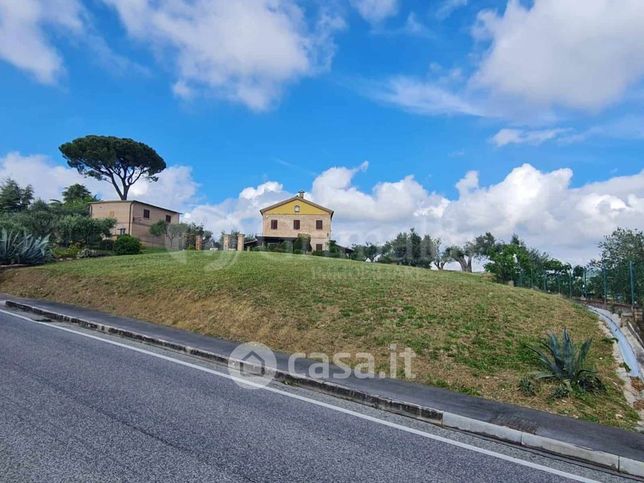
[0,250,638,429]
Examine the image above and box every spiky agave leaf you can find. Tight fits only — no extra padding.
[528,328,602,393]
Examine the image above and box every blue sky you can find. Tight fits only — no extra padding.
[0,0,643,262]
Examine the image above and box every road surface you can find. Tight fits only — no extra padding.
[0,308,632,482]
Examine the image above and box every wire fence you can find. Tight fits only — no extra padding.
[514,260,643,309]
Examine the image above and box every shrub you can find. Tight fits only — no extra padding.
[293,234,311,253]
[529,328,604,394]
[114,235,142,255]
[56,215,115,248]
[0,229,50,265]
[53,244,81,259]
[98,238,114,251]
[518,377,537,396]
[77,248,112,259]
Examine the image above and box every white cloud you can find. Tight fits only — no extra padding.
[370,76,481,116]
[473,0,644,112]
[185,162,644,265]
[490,127,571,147]
[4,151,642,264]
[0,0,84,83]
[436,0,468,20]
[369,0,644,120]
[0,152,197,212]
[103,0,344,111]
[128,165,199,210]
[350,0,399,24]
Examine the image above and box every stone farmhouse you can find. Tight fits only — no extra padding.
[89,200,180,248]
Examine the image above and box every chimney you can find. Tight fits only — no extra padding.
[297,190,305,199]
[237,233,245,252]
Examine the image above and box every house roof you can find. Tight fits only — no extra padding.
[259,195,334,217]
[89,199,182,214]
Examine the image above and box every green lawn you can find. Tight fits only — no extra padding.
[1,250,638,428]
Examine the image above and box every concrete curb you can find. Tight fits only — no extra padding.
[6,299,643,478]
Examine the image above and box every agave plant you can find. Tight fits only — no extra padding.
[529,328,603,393]
[0,229,51,265]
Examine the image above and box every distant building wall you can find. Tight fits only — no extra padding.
[260,194,333,251]
[90,200,180,248]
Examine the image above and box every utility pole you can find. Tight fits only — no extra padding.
[583,268,587,299]
[629,261,636,309]
[602,266,607,307]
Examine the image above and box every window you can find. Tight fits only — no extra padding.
[118,228,126,235]
[293,220,300,230]
[316,244,323,252]
[270,219,278,230]
[143,209,150,219]
[294,205,300,213]
[316,219,323,230]
[165,214,172,223]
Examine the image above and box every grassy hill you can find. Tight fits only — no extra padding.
[0,250,638,428]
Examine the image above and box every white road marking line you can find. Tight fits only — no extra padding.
[0,308,599,483]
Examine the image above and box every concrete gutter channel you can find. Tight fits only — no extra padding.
[4,297,644,478]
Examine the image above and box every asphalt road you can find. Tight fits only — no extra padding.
[0,309,634,482]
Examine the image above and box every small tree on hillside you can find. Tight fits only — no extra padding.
[59,135,166,200]
[0,179,33,213]
[62,183,98,205]
[445,245,474,272]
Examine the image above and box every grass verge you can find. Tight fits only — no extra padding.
[0,250,638,429]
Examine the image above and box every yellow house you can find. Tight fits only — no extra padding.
[258,191,333,252]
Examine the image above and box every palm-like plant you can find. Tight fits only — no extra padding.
[529,328,603,393]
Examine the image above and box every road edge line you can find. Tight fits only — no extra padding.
[5,299,642,478]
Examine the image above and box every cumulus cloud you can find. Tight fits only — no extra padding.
[490,127,571,147]
[370,0,644,120]
[185,162,644,264]
[0,152,197,212]
[0,0,84,83]
[350,0,399,24]
[3,151,642,264]
[103,0,344,110]
[473,0,644,112]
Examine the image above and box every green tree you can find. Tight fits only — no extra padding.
[62,184,97,205]
[484,244,526,283]
[56,216,115,247]
[351,242,382,262]
[432,239,449,270]
[149,220,169,238]
[59,135,166,200]
[592,228,644,304]
[445,245,474,272]
[470,232,501,259]
[0,178,33,213]
[167,223,190,249]
[15,200,58,239]
[50,183,99,216]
